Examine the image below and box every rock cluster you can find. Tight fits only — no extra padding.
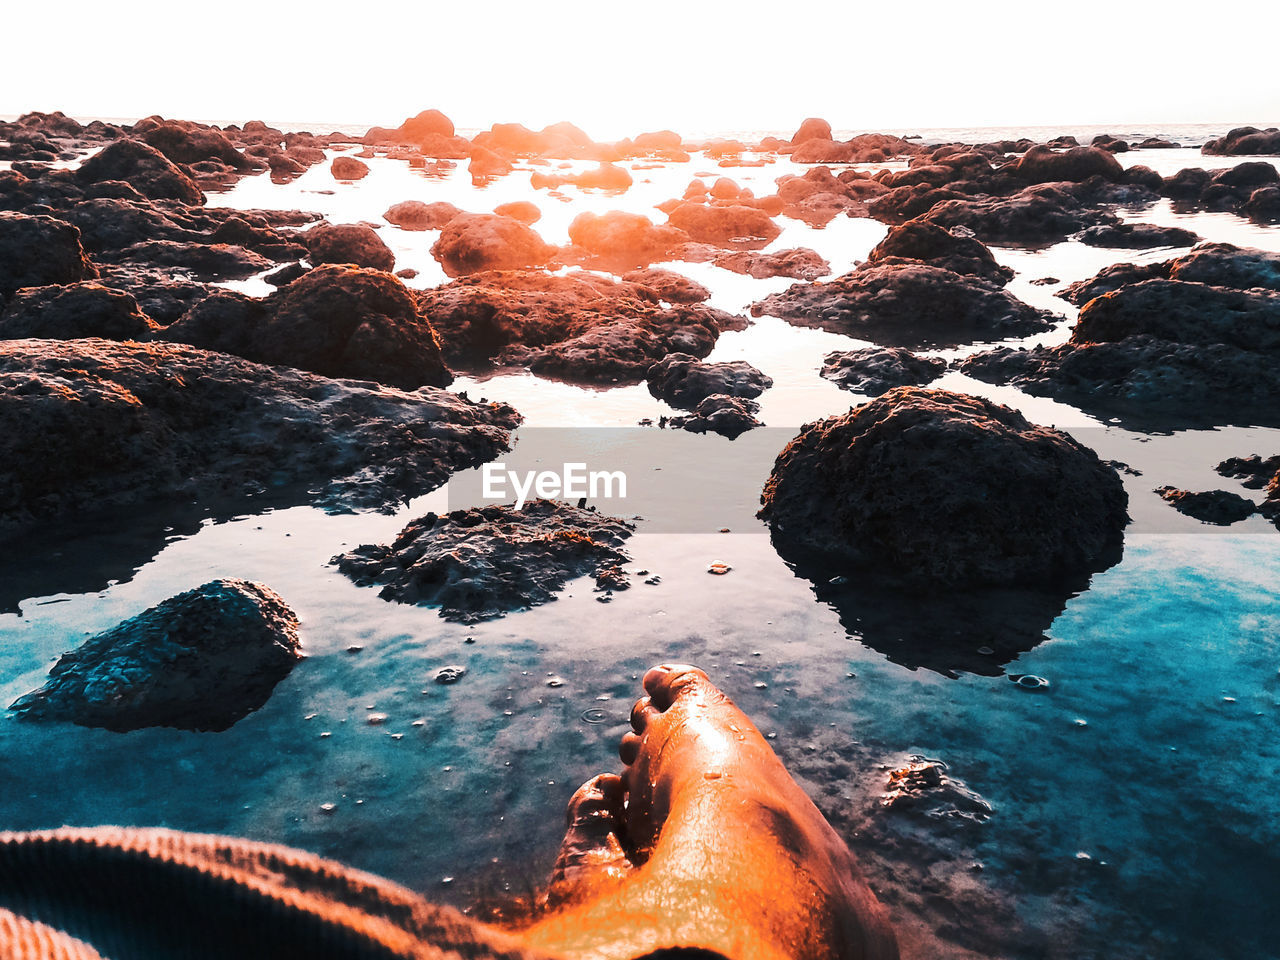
[332,501,634,622]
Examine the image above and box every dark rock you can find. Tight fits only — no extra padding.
[9,580,300,732]
[1155,486,1256,525]
[0,283,157,340]
[0,213,97,296]
[646,353,772,408]
[777,166,882,225]
[263,262,309,287]
[752,262,1054,348]
[165,264,451,389]
[1078,223,1199,249]
[76,139,204,204]
[331,500,633,622]
[666,394,762,439]
[1245,186,1280,222]
[919,184,1118,245]
[1211,161,1279,189]
[820,347,946,395]
[303,222,395,272]
[330,156,370,180]
[102,239,273,280]
[1122,165,1164,190]
[866,220,1012,284]
[959,337,1280,427]
[431,214,555,277]
[1061,261,1169,305]
[1074,280,1280,353]
[1202,126,1280,156]
[1216,454,1280,489]
[1012,145,1124,183]
[566,210,689,269]
[134,117,247,169]
[383,200,462,231]
[0,338,517,538]
[665,202,781,248]
[758,388,1127,586]
[91,267,214,326]
[1162,167,1212,200]
[1137,137,1179,149]
[712,247,831,280]
[1167,241,1280,290]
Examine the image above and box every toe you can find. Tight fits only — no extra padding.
[564,773,625,829]
[643,663,713,710]
[619,731,641,765]
[630,696,659,732]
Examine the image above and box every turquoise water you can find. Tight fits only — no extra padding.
[2,132,1279,958]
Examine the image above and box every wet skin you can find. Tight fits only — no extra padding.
[514,664,900,960]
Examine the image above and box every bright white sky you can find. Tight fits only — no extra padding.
[4,0,1278,139]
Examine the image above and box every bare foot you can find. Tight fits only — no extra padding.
[517,665,899,960]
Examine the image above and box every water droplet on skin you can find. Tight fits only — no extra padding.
[320,732,332,738]
[581,708,608,723]
[320,803,336,814]
[703,770,723,780]
[1074,718,1088,726]
[707,561,732,575]
[754,681,767,689]
[977,646,995,656]
[547,677,565,688]
[367,714,387,725]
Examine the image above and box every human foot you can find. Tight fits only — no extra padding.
[518,665,899,960]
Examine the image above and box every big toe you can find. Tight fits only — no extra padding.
[545,774,631,906]
[642,663,718,710]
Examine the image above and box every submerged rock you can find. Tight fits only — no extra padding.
[0,283,157,340]
[383,200,462,231]
[665,202,781,248]
[9,579,301,732]
[1078,222,1200,249]
[165,264,451,389]
[820,347,946,395]
[431,213,555,276]
[0,338,517,538]
[759,388,1127,586]
[960,337,1280,426]
[332,500,634,622]
[0,212,98,296]
[1155,487,1256,525]
[712,247,831,280]
[565,210,689,270]
[646,353,772,408]
[752,262,1054,348]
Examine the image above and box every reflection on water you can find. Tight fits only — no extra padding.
[2,134,1280,958]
